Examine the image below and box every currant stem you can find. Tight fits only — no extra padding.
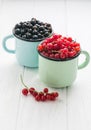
[20,74,28,88]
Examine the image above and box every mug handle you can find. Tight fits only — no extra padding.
[78,50,90,69]
[2,35,15,54]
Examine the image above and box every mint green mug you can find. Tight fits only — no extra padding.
[2,35,43,67]
[38,50,90,88]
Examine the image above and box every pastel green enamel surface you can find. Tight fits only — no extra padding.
[38,50,90,88]
[39,55,78,88]
[78,50,90,69]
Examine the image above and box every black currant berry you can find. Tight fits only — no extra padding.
[44,32,49,37]
[26,33,32,39]
[39,26,44,31]
[32,30,38,35]
[21,29,26,35]
[32,35,38,39]
[15,23,21,29]
[38,33,43,39]
[30,20,36,25]
[22,35,26,39]
[15,28,21,35]
[28,28,32,33]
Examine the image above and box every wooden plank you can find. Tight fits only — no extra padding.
[0,54,24,130]
[66,1,91,130]
[16,68,67,130]
[15,1,67,130]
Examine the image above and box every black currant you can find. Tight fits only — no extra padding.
[28,28,32,33]
[15,23,21,29]
[30,20,36,25]
[21,29,26,35]
[22,35,26,39]
[32,35,38,39]
[38,33,43,39]
[39,26,44,31]
[26,33,32,39]
[15,28,21,35]
[44,31,49,37]
[32,29,38,35]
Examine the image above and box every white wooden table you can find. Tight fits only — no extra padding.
[0,0,91,130]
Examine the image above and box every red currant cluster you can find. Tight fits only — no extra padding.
[21,75,59,102]
[22,87,59,101]
[37,34,81,60]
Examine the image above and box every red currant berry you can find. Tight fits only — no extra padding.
[67,37,72,42]
[49,53,55,59]
[46,43,54,50]
[60,52,66,59]
[68,50,76,58]
[35,95,41,101]
[46,38,52,43]
[53,43,60,50]
[38,92,44,97]
[75,46,80,52]
[29,87,35,94]
[53,92,59,97]
[64,41,70,47]
[41,95,46,101]
[50,95,55,101]
[43,88,49,93]
[44,52,49,58]
[54,53,60,59]
[22,88,28,96]
[37,45,44,52]
[46,93,51,100]
[52,34,62,40]
[32,91,38,97]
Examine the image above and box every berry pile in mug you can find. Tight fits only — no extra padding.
[37,34,81,60]
[21,75,59,102]
[13,18,52,41]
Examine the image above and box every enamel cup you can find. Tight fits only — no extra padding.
[38,50,90,88]
[2,34,52,67]
[2,34,41,67]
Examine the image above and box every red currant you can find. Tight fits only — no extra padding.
[46,94,51,100]
[29,87,35,94]
[37,45,44,52]
[67,37,72,42]
[32,91,38,97]
[53,92,59,97]
[35,95,41,101]
[46,43,54,50]
[54,53,60,59]
[75,46,80,52]
[38,34,81,60]
[50,95,55,100]
[41,95,46,101]
[20,75,59,102]
[60,52,66,59]
[22,88,28,96]
[68,50,76,58]
[53,43,60,50]
[49,53,55,59]
[43,88,49,93]
[38,92,44,97]
[52,34,62,40]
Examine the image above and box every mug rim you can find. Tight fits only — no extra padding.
[38,50,81,61]
[12,29,53,42]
